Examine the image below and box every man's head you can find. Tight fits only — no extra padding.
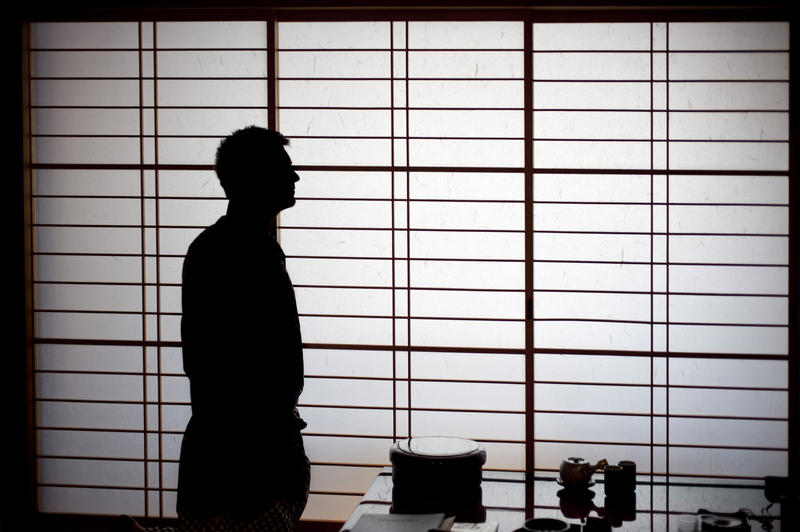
[214,126,299,213]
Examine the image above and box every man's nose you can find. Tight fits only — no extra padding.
[291,169,300,182]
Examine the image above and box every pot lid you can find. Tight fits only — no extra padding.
[396,436,481,458]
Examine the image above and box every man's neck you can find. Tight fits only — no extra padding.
[226,200,278,232]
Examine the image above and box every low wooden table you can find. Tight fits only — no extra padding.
[341,467,781,531]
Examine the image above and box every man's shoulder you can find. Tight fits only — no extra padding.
[186,216,230,256]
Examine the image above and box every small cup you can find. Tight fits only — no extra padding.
[618,460,636,491]
[603,465,624,497]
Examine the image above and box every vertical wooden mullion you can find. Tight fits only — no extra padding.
[153,21,164,518]
[524,11,534,485]
[268,10,277,131]
[137,21,150,517]
[390,21,398,443]
[665,20,671,519]
[649,20,656,530]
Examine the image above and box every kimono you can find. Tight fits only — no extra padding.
[177,214,309,525]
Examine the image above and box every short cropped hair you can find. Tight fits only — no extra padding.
[214,126,289,198]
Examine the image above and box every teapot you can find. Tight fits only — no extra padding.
[559,457,608,487]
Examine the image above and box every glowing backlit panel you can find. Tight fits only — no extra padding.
[28,17,789,523]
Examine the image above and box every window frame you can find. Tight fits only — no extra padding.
[16,1,799,527]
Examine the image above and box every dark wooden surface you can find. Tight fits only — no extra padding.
[341,468,780,531]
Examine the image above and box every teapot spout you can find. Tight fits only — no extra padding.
[591,458,609,473]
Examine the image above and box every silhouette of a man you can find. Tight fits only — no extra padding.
[177,126,308,531]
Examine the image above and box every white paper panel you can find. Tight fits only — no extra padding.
[668,324,787,355]
[669,418,785,448]
[410,172,523,201]
[282,200,391,228]
[294,171,392,199]
[32,22,139,49]
[38,401,143,430]
[411,290,523,320]
[533,140,652,169]
[534,52,650,80]
[36,312,143,341]
[535,262,650,292]
[410,381,523,412]
[302,406,393,437]
[33,79,141,106]
[279,51,389,78]
[669,448,787,478]
[157,51,268,78]
[158,79,269,107]
[534,82,651,110]
[669,82,788,110]
[669,235,788,265]
[410,21,522,49]
[279,80,390,107]
[534,233,651,262]
[411,319,524,349]
[157,108,268,136]
[35,255,142,283]
[304,350,393,379]
[32,51,139,78]
[300,316,393,345]
[34,169,142,197]
[535,383,651,414]
[288,138,391,166]
[666,358,786,389]
[534,321,651,352]
[279,22,390,49]
[35,284,142,312]
[302,378,393,408]
[296,287,392,316]
[34,108,140,136]
[669,22,789,51]
[411,260,524,290]
[669,141,788,171]
[409,51,523,79]
[157,137,235,165]
[534,292,650,322]
[410,80,523,108]
[410,109,523,138]
[670,175,788,205]
[669,52,788,81]
[287,257,392,287]
[411,201,522,231]
[533,23,650,50]
[411,231,524,260]
[410,352,524,383]
[39,487,143,515]
[536,353,651,385]
[157,22,267,48]
[669,265,787,295]
[535,412,650,443]
[412,411,524,441]
[35,198,141,226]
[534,173,651,203]
[534,111,651,140]
[34,137,141,165]
[281,228,392,258]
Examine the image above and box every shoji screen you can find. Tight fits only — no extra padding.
[27,14,790,524]
[530,21,789,480]
[277,20,526,520]
[30,21,269,517]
